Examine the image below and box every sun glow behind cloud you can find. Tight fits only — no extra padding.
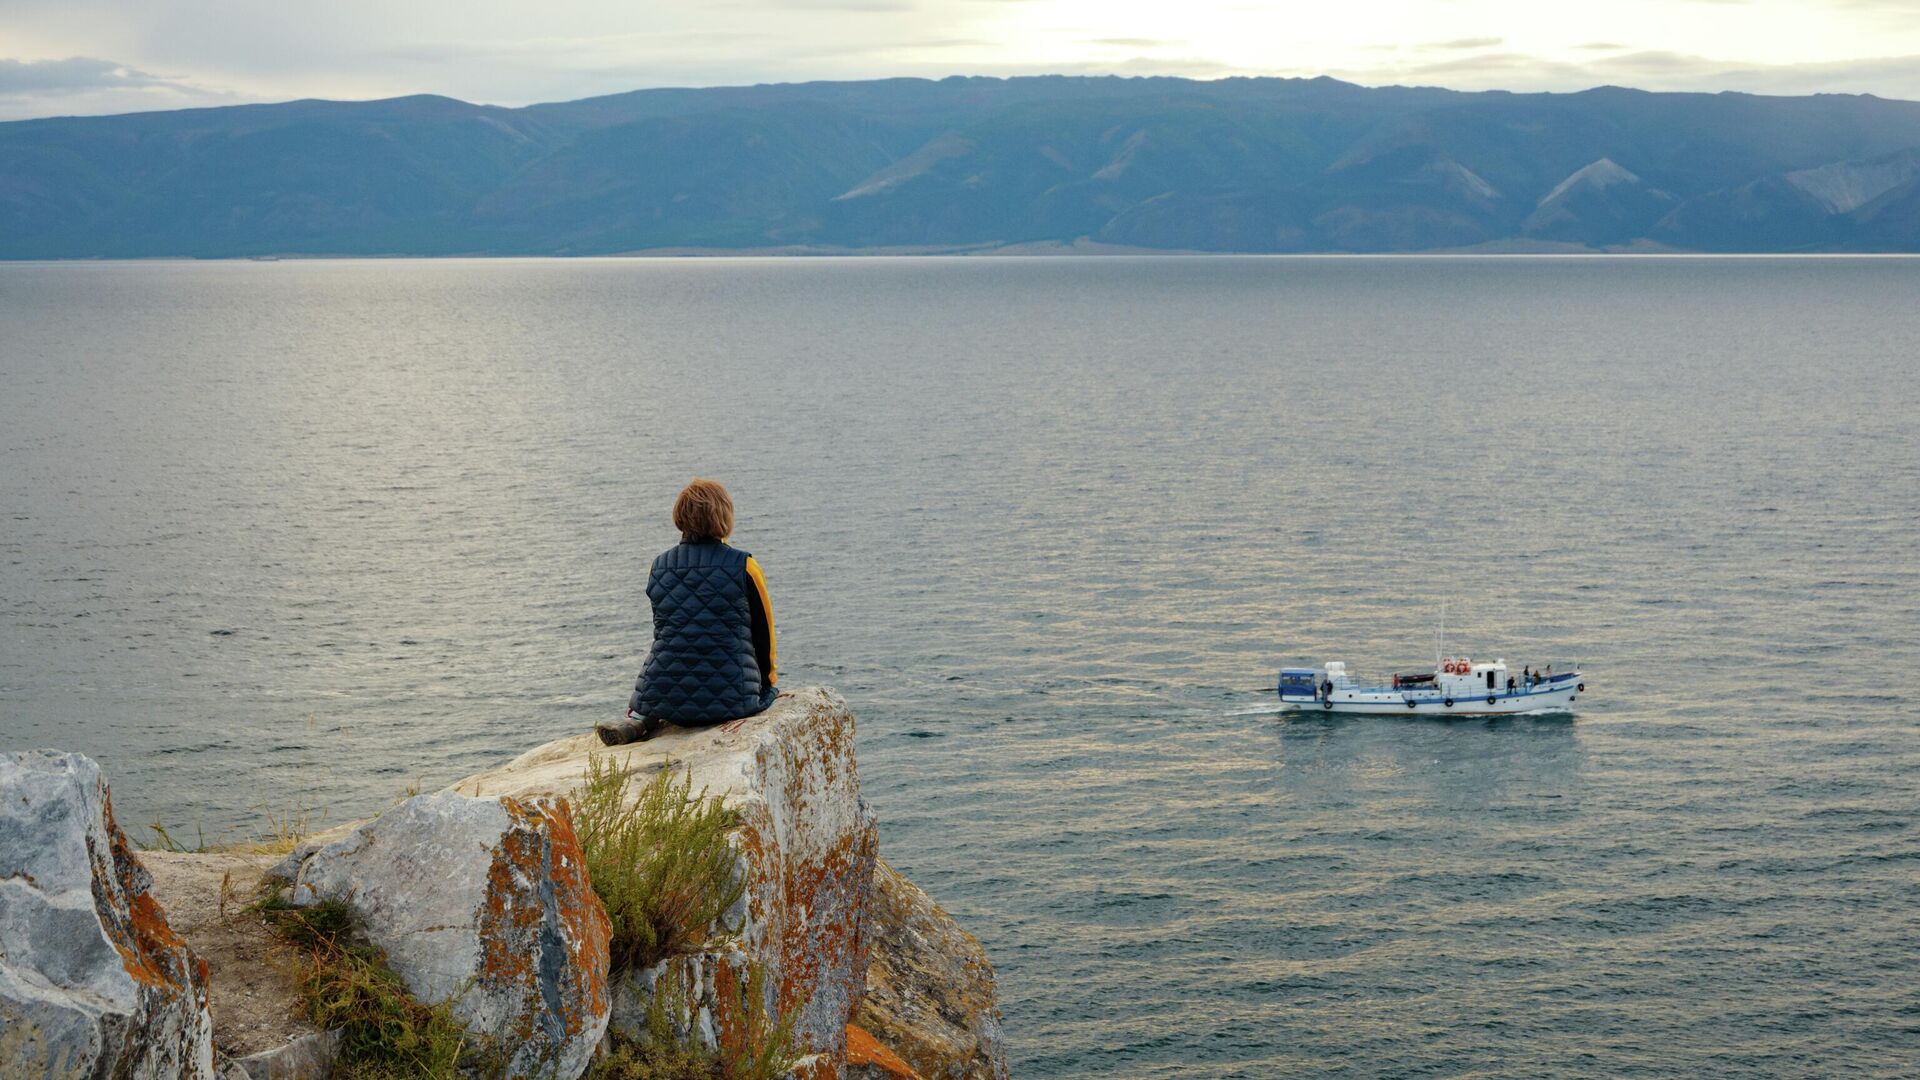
[4,0,1920,119]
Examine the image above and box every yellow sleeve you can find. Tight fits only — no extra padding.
[745,555,777,686]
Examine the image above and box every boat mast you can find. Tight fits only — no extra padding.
[1436,600,1445,669]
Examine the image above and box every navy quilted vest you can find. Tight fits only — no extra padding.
[630,539,774,725]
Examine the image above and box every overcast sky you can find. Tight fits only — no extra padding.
[6,0,1920,120]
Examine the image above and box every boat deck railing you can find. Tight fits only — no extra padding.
[1333,664,1581,695]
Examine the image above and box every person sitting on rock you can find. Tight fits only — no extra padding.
[600,478,778,745]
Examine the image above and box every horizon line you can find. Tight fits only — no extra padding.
[5,70,1913,126]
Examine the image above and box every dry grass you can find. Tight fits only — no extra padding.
[585,962,803,1080]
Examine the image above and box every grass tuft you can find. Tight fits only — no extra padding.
[255,890,468,1079]
[144,821,205,853]
[573,755,745,972]
[142,798,319,856]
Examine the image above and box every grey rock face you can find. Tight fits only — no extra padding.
[0,750,217,1078]
[283,791,612,1080]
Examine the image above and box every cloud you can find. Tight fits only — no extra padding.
[1327,48,1920,102]
[0,55,240,119]
[1704,52,1920,97]
[387,31,781,65]
[0,56,172,93]
[719,0,919,9]
[1425,37,1503,50]
[1090,38,1166,48]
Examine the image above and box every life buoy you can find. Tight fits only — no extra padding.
[1442,659,1456,674]
[1406,699,1416,708]
[1322,698,1333,709]
[1443,697,1454,708]
[1577,682,1586,692]
[1487,694,1497,705]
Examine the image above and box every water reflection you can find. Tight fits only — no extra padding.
[1272,712,1584,790]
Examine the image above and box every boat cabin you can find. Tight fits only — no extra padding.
[1437,659,1510,693]
[1278,661,1361,702]
[1277,668,1319,702]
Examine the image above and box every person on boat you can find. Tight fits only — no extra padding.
[1507,675,1517,693]
[600,478,779,745]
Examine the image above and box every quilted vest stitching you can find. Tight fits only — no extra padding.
[631,540,770,724]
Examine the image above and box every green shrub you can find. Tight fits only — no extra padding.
[574,755,804,1080]
[256,891,468,1079]
[573,755,745,972]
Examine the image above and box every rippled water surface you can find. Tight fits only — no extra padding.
[4,257,1918,1077]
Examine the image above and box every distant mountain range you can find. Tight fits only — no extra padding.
[7,75,1920,257]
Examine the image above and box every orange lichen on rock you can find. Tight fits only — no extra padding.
[725,691,879,1078]
[846,1023,923,1079]
[284,789,613,1079]
[467,793,615,1069]
[531,796,613,1029]
[96,789,196,992]
[119,891,191,988]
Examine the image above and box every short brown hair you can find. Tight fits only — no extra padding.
[672,478,735,541]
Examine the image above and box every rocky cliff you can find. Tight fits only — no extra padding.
[0,688,1007,1080]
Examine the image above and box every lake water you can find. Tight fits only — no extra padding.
[3,256,1918,1077]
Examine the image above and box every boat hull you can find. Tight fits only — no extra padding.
[1280,681,1580,717]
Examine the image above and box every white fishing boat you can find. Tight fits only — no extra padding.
[1277,657,1585,716]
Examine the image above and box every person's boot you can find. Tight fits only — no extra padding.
[596,711,655,746]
